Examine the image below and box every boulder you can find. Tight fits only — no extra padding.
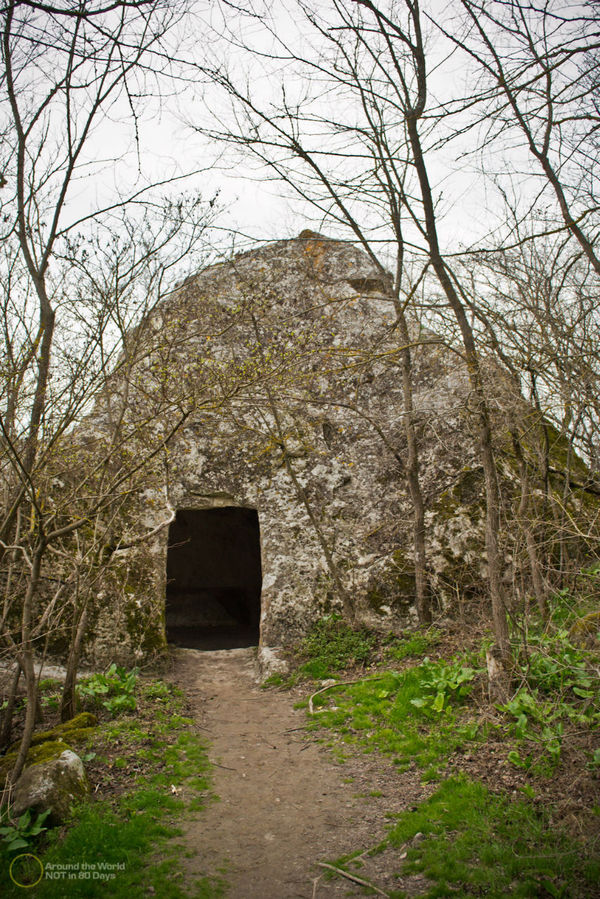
[0,712,98,779]
[64,233,600,663]
[12,750,90,825]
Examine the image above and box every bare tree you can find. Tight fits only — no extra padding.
[0,195,216,776]
[196,0,515,678]
[0,0,219,785]
[196,0,441,625]
[445,0,600,273]
[457,217,600,598]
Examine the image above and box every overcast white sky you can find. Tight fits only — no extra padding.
[50,0,587,277]
[65,0,500,258]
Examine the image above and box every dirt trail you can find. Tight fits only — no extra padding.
[170,648,426,899]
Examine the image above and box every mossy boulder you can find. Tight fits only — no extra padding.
[0,739,74,779]
[569,611,600,650]
[12,749,90,825]
[0,712,97,780]
[27,712,97,747]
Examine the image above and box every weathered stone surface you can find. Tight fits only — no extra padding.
[258,646,290,680]
[0,739,72,780]
[12,750,90,825]
[0,715,98,779]
[70,233,598,664]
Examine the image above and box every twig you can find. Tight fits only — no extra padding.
[308,675,386,714]
[311,874,322,898]
[308,680,361,714]
[317,862,390,897]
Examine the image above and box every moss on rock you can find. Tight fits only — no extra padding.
[27,712,97,747]
[0,713,97,779]
[0,739,75,778]
[569,610,600,650]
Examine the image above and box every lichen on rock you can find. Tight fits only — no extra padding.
[11,749,90,826]
[60,234,599,663]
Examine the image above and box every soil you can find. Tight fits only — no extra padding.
[169,647,432,899]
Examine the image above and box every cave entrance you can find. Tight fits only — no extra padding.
[165,507,262,650]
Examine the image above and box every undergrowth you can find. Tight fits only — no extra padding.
[501,587,600,774]
[76,664,139,716]
[306,653,482,779]
[0,676,224,898]
[296,614,376,679]
[377,774,599,898]
[303,580,600,897]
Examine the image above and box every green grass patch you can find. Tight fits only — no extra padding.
[307,656,481,777]
[386,628,441,661]
[0,677,223,898]
[296,614,376,680]
[378,775,599,898]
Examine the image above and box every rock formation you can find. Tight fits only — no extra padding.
[70,233,596,667]
[12,750,90,826]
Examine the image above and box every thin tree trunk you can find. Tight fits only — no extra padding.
[0,662,21,750]
[406,113,510,669]
[60,606,89,723]
[250,314,354,622]
[511,432,547,619]
[395,309,430,623]
[271,399,354,623]
[10,541,45,785]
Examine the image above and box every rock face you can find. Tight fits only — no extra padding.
[12,750,90,825]
[72,233,594,665]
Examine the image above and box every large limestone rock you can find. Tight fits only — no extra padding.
[12,750,90,825]
[63,232,597,664]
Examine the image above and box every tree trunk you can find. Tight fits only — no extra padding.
[60,606,89,723]
[396,309,430,623]
[10,542,44,785]
[406,113,511,667]
[511,432,547,618]
[0,662,21,750]
[250,313,354,622]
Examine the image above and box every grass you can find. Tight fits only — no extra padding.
[296,614,376,680]
[307,656,482,780]
[385,628,441,661]
[0,677,224,898]
[300,597,600,898]
[377,774,600,898]
[261,614,378,687]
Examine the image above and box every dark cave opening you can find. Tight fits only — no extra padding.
[165,507,262,650]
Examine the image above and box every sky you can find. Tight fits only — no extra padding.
[63,0,506,260]
[6,0,590,281]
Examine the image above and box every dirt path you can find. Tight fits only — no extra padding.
[170,648,428,899]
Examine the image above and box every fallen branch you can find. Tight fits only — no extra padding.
[317,862,390,897]
[308,675,386,714]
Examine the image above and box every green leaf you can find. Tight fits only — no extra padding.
[432,692,446,713]
[7,836,29,851]
[508,750,523,767]
[573,687,594,698]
